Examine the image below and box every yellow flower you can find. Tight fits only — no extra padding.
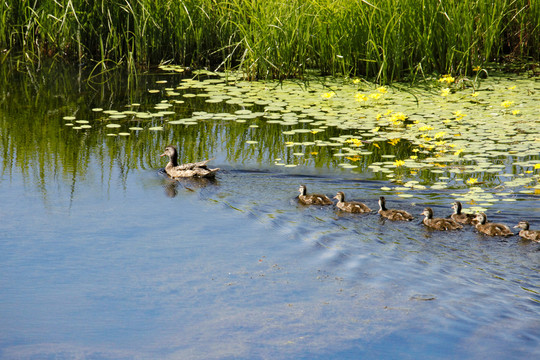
[423,137,432,142]
[355,93,368,102]
[372,143,381,149]
[388,138,400,146]
[454,148,464,156]
[393,160,405,167]
[438,74,455,84]
[453,110,467,119]
[419,125,434,131]
[377,86,388,94]
[441,88,450,97]
[508,85,516,90]
[371,126,380,133]
[346,156,362,161]
[310,152,319,155]
[466,178,478,185]
[501,100,514,108]
[473,65,481,72]
[471,92,479,97]
[346,138,363,147]
[409,155,418,160]
[512,110,520,115]
[321,92,335,99]
[376,113,383,120]
[352,78,361,84]
[390,112,407,122]
[434,131,446,139]
[285,141,294,145]
[534,164,540,170]
[369,93,382,100]
[384,109,393,116]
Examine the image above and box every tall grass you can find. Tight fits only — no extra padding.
[1,0,538,82]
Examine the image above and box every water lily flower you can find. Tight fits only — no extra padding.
[419,125,434,131]
[473,65,481,71]
[441,88,451,97]
[466,178,478,185]
[355,93,368,102]
[511,110,520,115]
[321,92,336,99]
[409,155,418,160]
[393,160,405,167]
[369,93,382,100]
[471,92,479,97]
[434,131,446,139]
[388,138,400,146]
[454,148,464,156]
[376,113,383,120]
[534,164,540,170]
[438,74,455,84]
[501,100,514,108]
[310,152,319,155]
[384,109,393,116]
[377,86,387,94]
[352,78,361,84]
[508,85,516,90]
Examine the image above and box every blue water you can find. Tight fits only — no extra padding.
[1,157,539,359]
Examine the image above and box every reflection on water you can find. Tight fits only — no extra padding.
[0,63,539,359]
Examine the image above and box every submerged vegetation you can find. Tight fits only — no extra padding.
[1,0,539,82]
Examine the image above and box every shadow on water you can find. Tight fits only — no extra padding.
[0,62,539,359]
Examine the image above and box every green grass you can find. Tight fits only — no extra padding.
[1,0,538,82]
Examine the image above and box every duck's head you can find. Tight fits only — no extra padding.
[334,191,345,201]
[378,196,387,210]
[421,207,434,219]
[160,145,177,158]
[514,221,530,230]
[298,185,307,195]
[452,201,462,213]
[475,212,487,225]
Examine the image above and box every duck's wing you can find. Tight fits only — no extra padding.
[175,158,215,170]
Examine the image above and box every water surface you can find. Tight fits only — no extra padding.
[0,64,539,359]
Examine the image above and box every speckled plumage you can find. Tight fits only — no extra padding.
[378,196,413,221]
[334,192,371,213]
[474,213,513,236]
[298,185,333,205]
[160,146,219,178]
[514,221,540,242]
[422,207,463,231]
[451,201,478,225]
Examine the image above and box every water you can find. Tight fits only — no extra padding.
[0,64,539,359]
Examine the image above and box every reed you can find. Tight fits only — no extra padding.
[1,0,538,82]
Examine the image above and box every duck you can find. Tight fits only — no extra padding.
[474,213,513,236]
[378,196,413,221]
[513,221,540,242]
[334,192,371,213]
[298,185,333,205]
[160,145,219,178]
[421,207,463,230]
[450,201,477,225]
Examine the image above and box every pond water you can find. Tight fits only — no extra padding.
[0,64,539,359]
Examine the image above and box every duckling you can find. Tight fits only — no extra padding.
[334,192,371,213]
[298,185,333,206]
[160,145,219,178]
[474,213,513,237]
[421,207,463,230]
[450,201,477,225]
[513,221,540,242]
[378,196,413,221]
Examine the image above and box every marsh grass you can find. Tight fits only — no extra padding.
[1,0,538,82]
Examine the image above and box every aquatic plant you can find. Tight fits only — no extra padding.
[1,0,538,82]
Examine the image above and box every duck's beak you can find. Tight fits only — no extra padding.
[160,152,166,157]
[513,224,519,229]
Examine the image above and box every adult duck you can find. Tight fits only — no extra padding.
[513,221,540,242]
[378,196,413,221]
[450,201,477,225]
[421,207,462,230]
[334,192,371,213]
[160,145,219,178]
[474,213,513,237]
[298,185,333,206]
